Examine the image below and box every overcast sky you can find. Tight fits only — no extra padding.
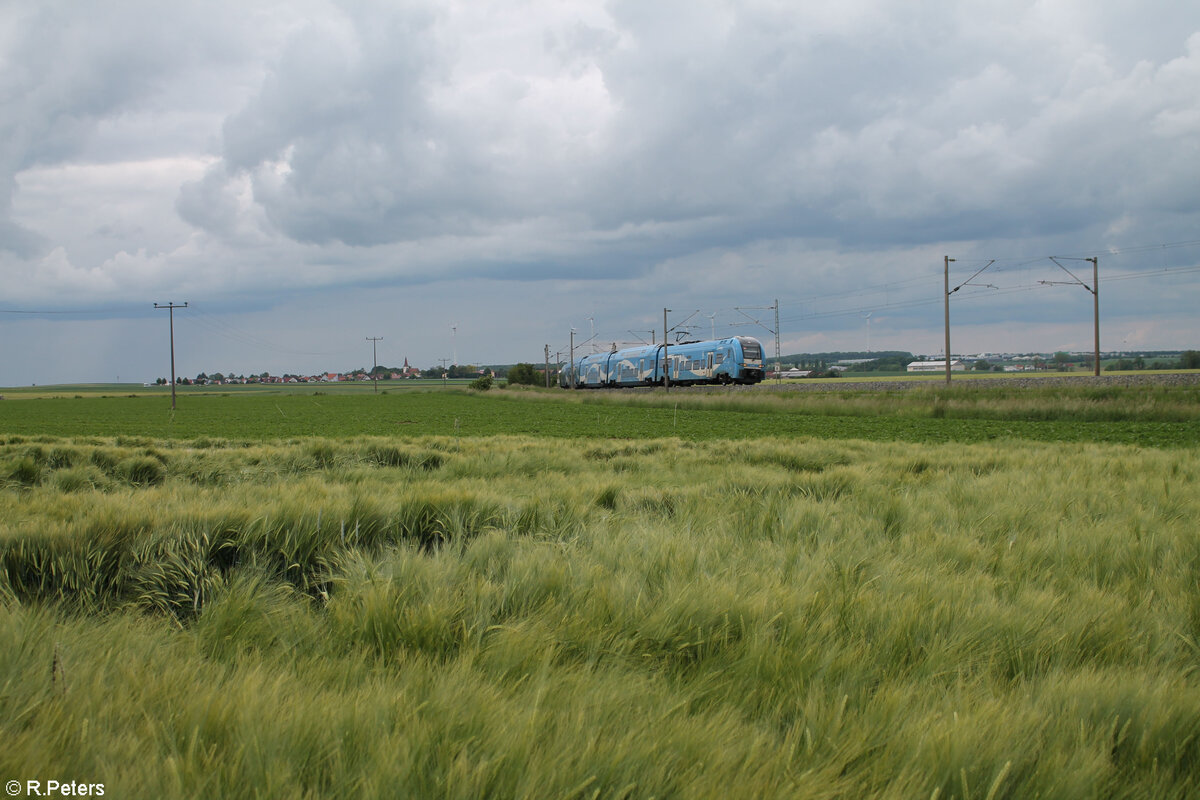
[2,0,1199,384]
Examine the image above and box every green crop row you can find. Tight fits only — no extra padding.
[2,386,1199,446]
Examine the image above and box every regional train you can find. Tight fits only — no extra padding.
[559,336,765,388]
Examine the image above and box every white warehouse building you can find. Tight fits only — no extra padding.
[907,360,967,372]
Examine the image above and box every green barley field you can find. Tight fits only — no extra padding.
[2,383,1199,798]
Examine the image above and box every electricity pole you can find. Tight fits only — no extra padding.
[154,302,187,409]
[944,256,955,384]
[774,298,780,382]
[1092,257,1100,376]
[733,300,780,382]
[569,329,576,389]
[544,344,551,388]
[663,308,671,392]
[1042,256,1100,376]
[944,257,996,383]
[366,336,383,393]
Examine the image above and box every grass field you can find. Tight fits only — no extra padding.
[2,382,1199,447]
[2,383,1199,798]
[0,377,477,399]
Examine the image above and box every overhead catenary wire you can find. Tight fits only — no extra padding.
[549,240,1200,368]
[770,239,1200,316]
[183,304,341,359]
[778,261,1200,324]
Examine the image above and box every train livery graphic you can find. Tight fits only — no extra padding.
[560,336,765,388]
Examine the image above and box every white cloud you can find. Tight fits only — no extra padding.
[1,0,1199,384]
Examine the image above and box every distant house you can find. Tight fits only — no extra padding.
[907,360,966,372]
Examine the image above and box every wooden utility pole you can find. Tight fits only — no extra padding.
[366,336,382,393]
[154,302,187,409]
[544,344,551,388]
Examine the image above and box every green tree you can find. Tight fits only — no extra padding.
[1180,350,1200,369]
[974,360,991,371]
[506,363,541,386]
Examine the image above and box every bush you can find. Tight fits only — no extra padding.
[470,375,494,391]
[506,363,541,386]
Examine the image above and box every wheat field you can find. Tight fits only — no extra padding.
[2,430,1198,798]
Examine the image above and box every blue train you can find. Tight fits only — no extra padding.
[560,336,765,388]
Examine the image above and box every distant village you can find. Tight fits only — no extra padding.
[156,358,493,386]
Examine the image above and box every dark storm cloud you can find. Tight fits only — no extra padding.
[176,1,1200,278]
[2,1,1200,385]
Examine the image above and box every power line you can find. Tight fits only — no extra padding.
[771,239,1200,314]
[185,305,338,357]
[0,306,142,315]
[779,261,1200,325]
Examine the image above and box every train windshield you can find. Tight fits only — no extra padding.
[739,338,762,360]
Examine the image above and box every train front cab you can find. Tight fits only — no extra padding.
[733,336,764,384]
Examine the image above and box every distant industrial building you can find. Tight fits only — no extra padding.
[907,360,966,372]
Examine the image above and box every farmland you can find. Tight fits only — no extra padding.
[2,377,1200,446]
[2,380,1199,798]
